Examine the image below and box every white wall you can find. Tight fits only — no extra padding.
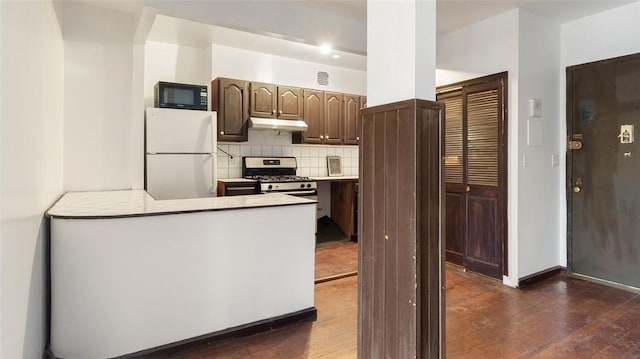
[62,3,135,191]
[211,44,366,95]
[559,1,640,266]
[0,1,64,358]
[436,9,522,284]
[517,10,562,277]
[143,41,211,108]
[561,1,640,68]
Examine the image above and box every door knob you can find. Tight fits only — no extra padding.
[573,177,583,193]
[465,185,470,192]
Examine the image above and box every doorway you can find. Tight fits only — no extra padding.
[567,53,640,288]
[437,73,508,280]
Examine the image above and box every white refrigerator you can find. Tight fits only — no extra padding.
[145,107,217,200]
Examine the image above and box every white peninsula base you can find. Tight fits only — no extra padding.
[48,191,316,358]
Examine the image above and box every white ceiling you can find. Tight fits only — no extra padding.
[72,0,639,67]
[437,0,637,35]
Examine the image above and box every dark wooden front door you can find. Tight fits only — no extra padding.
[568,53,640,288]
[438,73,507,279]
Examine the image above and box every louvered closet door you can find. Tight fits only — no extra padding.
[438,75,506,280]
[441,93,465,265]
[463,81,504,279]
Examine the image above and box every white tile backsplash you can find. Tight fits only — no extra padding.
[228,144,240,157]
[251,145,262,156]
[217,168,229,179]
[291,147,301,157]
[216,143,358,179]
[261,146,273,156]
[229,168,241,178]
[218,156,229,169]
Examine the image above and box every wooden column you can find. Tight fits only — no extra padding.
[358,99,444,358]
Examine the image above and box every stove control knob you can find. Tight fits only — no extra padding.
[268,184,273,190]
[306,184,312,188]
[300,184,305,188]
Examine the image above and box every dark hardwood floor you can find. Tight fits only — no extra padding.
[314,242,358,283]
[179,265,640,358]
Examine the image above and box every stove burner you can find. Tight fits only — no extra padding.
[245,175,312,182]
[242,156,317,195]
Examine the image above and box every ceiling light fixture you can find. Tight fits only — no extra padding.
[320,43,331,55]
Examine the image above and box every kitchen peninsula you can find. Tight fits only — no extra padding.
[47,190,317,358]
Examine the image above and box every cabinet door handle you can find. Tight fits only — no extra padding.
[272,110,275,115]
[356,136,360,141]
[279,110,283,115]
[320,135,324,139]
[220,131,225,135]
[326,135,330,140]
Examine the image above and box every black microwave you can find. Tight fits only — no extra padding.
[154,81,208,111]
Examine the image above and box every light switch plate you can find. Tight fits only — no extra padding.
[529,98,542,118]
[551,154,559,167]
[522,154,529,167]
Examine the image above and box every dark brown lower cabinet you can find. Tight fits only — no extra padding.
[330,180,357,239]
[359,99,444,359]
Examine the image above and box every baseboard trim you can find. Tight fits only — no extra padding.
[315,271,358,284]
[46,307,317,359]
[519,266,564,288]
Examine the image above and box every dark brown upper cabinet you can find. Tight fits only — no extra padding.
[249,82,277,118]
[344,94,362,145]
[324,92,344,145]
[299,89,325,144]
[211,78,249,142]
[277,86,303,120]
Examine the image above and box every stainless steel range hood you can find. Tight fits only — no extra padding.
[249,117,308,132]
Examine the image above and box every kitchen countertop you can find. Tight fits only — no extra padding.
[311,176,359,181]
[216,178,257,183]
[47,190,316,219]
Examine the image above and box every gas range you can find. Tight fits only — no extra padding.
[242,157,317,195]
